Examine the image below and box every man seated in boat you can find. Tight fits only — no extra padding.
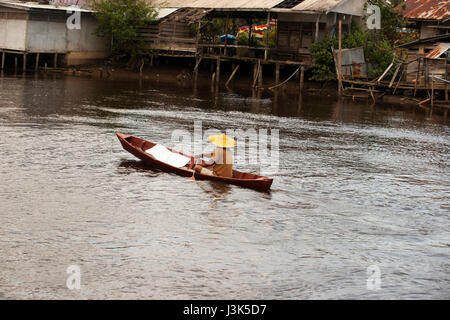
[193,134,236,178]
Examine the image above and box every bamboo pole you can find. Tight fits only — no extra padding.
[393,67,405,95]
[389,64,401,88]
[338,18,342,95]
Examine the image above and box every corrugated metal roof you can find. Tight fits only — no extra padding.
[425,42,450,58]
[396,0,450,21]
[152,0,284,9]
[153,0,365,14]
[0,0,92,12]
[292,0,340,12]
[156,8,180,20]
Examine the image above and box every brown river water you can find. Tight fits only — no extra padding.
[0,73,448,299]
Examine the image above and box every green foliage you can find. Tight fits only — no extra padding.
[88,0,157,58]
[309,36,337,81]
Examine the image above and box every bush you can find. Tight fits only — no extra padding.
[88,0,157,59]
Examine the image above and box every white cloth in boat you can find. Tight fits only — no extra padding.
[146,144,191,168]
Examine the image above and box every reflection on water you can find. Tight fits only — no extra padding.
[0,73,449,299]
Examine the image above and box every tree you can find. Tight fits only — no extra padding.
[88,0,157,60]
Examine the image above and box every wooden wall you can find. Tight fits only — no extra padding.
[137,21,197,53]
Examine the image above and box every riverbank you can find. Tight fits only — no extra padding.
[2,57,448,117]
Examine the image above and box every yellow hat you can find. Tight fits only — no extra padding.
[209,134,236,148]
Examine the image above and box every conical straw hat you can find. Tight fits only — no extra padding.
[209,134,236,148]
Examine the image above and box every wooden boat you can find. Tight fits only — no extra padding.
[116,132,273,191]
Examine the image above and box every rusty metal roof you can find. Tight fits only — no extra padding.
[152,0,285,9]
[425,42,450,58]
[396,0,450,21]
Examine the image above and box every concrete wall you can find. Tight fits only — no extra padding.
[0,19,27,51]
[23,12,109,65]
[26,20,67,52]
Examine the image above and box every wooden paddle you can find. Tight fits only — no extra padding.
[188,156,201,181]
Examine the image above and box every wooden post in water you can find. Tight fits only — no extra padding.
[35,53,40,72]
[431,75,434,108]
[211,72,216,92]
[299,65,305,92]
[264,12,270,60]
[22,53,27,72]
[258,60,263,88]
[253,62,258,86]
[225,64,239,88]
[338,18,342,95]
[1,51,5,70]
[215,57,220,88]
[275,63,280,86]
[224,14,229,56]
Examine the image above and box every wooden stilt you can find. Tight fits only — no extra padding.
[54,53,58,68]
[193,56,202,86]
[35,53,40,72]
[211,72,216,92]
[215,57,220,87]
[44,62,47,73]
[1,51,5,70]
[338,18,342,95]
[264,12,270,60]
[139,60,144,77]
[253,62,258,87]
[431,76,434,108]
[299,66,304,92]
[22,53,26,72]
[224,14,229,56]
[414,58,421,97]
[275,63,280,86]
[14,56,18,71]
[225,64,239,88]
[258,60,262,88]
[315,15,320,42]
